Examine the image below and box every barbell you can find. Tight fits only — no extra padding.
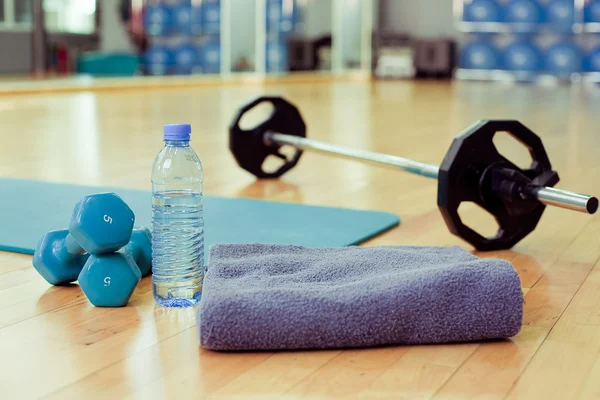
[229,96,598,251]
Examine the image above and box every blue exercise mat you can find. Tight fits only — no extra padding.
[0,179,399,261]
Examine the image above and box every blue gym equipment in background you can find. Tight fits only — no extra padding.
[463,0,503,22]
[191,6,203,35]
[502,40,542,71]
[142,0,221,75]
[144,5,173,37]
[139,0,307,76]
[144,46,172,75]
[544,41,581,76]
[584,0,600,22]
[583,47,600,72]
[200,41,221,74]
[503,0,544,24]
[144,2,215,37]
[173,44,197,75]
[457,0,598,81]
[266,40,288,73]
[173,5,193,36]
[545,0,575,32]
[202,0,221,35]
[265,0,300,72]
[266,0,299,38]
[460,39,500,70]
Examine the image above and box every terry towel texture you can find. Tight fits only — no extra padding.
[198,244,523,351]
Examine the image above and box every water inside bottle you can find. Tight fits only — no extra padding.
[151,189,204,307]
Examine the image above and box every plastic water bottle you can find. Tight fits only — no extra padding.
[151,123,204,307]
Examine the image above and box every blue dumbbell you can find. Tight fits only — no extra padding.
[78,227,151,307]
[460,40,500,70]
[546,0,575,32]
[463,0,503,22]
[584,47,600,72]
[544,41,582,76]
[584,0,600,23]
[124,227,152,277]
[78,252,141,307]
[504,0,544,24]
[144,5,173,37]
[503,40,542,71]
[32,193,135,285]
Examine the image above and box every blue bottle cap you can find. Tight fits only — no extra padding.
[164,123,191,141]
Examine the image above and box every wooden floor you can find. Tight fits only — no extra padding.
[2,77,600,399]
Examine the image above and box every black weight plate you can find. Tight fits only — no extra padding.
[437,120,558,251]
[229,96,306,178]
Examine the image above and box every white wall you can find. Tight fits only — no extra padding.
[229,0,256,68]
[379,0,457,39]
[302,0,332,37]
[341,0,362,66]
[0,32,32,73]
[227,0,334,70]
[100,0,136,52]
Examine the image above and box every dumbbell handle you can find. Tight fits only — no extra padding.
[125,243,141,264]
[265,132,598,215]
[63,233,86,258]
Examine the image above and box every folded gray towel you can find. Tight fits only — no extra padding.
[197,244,523,351]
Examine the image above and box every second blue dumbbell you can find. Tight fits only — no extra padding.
[78,227,152,307]
[33,193,135,285]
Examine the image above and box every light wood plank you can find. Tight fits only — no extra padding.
[282,347,410,398]
[505,340,600,400]
[522,218,600,329]
[547,267,600,346]
[46,327,273,400]
[363,343,478,400]
[577,353,600,400]
[432,326,548,400]
[213,351,341,398]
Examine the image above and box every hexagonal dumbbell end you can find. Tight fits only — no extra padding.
[32,229,90,285]
[69,192,135,254]
[78,252,142,307]
[123,227,152,277]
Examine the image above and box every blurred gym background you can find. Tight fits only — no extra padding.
[0,0,599,84]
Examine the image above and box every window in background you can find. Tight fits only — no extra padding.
[15,0,32,23]
[0,0,31,28]
[44,0,96,34]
